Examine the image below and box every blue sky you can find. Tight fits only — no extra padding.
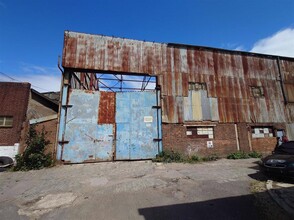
[0,0,294,91]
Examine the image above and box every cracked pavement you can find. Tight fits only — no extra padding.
[0,159,260,220]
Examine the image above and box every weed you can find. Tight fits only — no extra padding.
[153,150,185,163]
[153,151,219,164]
[202,154,220,161]
[185,155,200,164]
[14,125,52,171]
[227,151,250,159]
[227,151,262,159]
[248,151,262,158]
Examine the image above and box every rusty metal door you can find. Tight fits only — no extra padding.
[62,90,114,163]
[115,91,161,160]
[60,89,162,163]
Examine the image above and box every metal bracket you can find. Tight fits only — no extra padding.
[58,140,69,144]
[62,105,73,108]
[153,138,162,142]
[152,106,161,109]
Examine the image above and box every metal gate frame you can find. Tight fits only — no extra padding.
[56,73,162,163]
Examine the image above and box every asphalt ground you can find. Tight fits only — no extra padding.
[0,158,261,220]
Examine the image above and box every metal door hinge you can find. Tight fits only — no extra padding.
[58,140,69,144]
[153,138,162,142]
[62,104,73,108]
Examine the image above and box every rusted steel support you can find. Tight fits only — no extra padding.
[277,57,288,104]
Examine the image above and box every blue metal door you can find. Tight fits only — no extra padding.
[116,91,162,160]
[59,89,162,163]
[62,90,114,163]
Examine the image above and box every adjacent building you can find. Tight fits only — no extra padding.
[0,82,59,159]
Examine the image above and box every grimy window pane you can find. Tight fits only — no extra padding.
[5,117,13,126]
[0,117,4,126]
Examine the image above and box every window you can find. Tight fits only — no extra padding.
[250,86,264,98]
[189,82,206,91]
[0,116,13,127]
[251,127,273,138]
[186,126,214,139]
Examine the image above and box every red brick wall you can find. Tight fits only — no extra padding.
[34,119,58,158]
[0,82,30,146]
[162,123,238,157]
[251,137,277,155]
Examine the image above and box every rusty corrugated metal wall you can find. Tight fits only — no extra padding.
[62,31,294,124]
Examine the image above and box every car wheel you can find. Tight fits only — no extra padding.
[0,156,14,172]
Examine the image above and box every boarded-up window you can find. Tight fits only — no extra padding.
[284,83,294,103]
[184,83,219,122]
[189,82,207,91]
[251,127,274,138]
[250,86,264,98]
[0,116,13,127]
[186,126,214,139]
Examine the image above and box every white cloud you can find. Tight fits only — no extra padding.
[19,63,61,92]
[250,28,294,57]
[0,63,61,92]
[17,74,61,92]
[234,45,245,51]
[222,43,245,51]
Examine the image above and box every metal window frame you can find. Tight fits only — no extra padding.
[186,126,214,139]
[0,116,13,128]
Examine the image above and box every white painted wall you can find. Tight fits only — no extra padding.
[0,143,19,160]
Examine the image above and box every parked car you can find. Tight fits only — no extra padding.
[259,141,294,179]
[0,156,14,172]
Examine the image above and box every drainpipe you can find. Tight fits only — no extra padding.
[56,56,70,161]
[234,124,240,151]
[53,57,65,161]
[277,57,288,105]
[248,129,252,152]
[155,83,163,153]
[58,56,64,74]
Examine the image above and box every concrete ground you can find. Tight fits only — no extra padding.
[0,159,261,220]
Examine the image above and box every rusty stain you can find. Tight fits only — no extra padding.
[62,31,294,124]
[98,92,115,124]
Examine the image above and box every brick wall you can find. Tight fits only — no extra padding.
[0,82,30,146]
[162,122,287,157]
[249,123,286,155]
[251,137,277,155]
[34,119,58,158]
[162,123,238,157]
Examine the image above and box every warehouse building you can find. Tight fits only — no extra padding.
[57,31,294,163]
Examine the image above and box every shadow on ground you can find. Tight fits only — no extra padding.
[138,194,259,220]
[138,188,294,220]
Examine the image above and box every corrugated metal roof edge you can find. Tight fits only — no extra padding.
[64,30,294,61]
[64,30,166,46]
[31,89,59,108]
[167,43,294,61]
